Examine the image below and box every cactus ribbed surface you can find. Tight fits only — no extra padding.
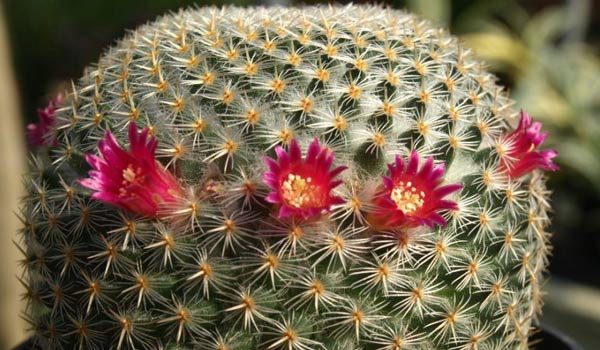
[20,5,557,350]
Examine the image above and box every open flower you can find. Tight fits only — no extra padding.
[80,122,184,218]
[370,151,462,229]
[27,95,62,148]
[499,111,559,178]
[263,138,347,219]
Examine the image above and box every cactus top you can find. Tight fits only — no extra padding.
[22,5,557,350]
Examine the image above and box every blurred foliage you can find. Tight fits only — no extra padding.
[458,2,600,191]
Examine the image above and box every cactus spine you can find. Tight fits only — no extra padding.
[20,5,556,350]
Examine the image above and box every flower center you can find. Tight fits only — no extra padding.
[122,165,145,184]
[281,173,322,209]
[120,165,145,197]
[390,181,425,214]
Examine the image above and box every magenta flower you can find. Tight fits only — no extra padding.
[263,138,347,219]
[500,111,559,178]
[27,95,62,148]
[370,151,462,229]
[80,123,184,218]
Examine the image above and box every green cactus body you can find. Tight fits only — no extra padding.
[20,5,555,350]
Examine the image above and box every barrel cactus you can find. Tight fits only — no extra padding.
[20,4,559,350]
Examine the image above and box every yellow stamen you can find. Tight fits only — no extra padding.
[122,166,138,183]
[390,181,425,213]
[281,173,322,209]
[120,166,146,197]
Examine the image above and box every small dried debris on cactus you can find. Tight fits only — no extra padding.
[20,5,559,350]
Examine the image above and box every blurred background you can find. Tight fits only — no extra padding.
[0,0,598,348]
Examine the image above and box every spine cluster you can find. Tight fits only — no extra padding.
[21,5,557,350]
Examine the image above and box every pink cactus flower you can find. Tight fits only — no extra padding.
[370,151,462,229]
[27,95,62,148]
[263,138,347,219]
[80,122,184,218]
[499,111,559,178]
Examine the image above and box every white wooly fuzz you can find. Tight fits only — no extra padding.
[20,4,554,350]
